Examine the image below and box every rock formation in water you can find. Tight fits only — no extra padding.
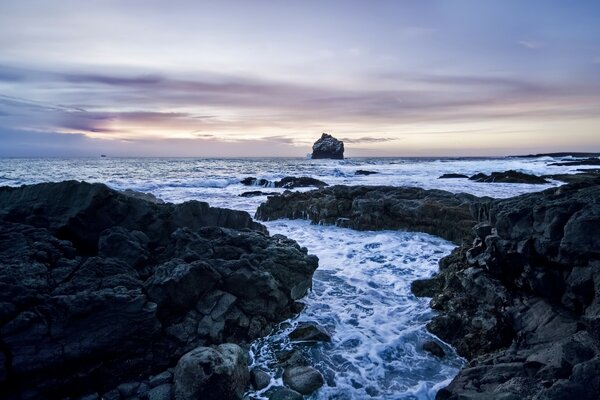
[0,181,318,399]
[255,176,600,399]
[240,176,328,189]
[256,185,490,244]
[548,157,600,166]
[468,170,549,184]
[311,133,344,160]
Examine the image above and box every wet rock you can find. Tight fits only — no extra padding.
[173,344,249,400]
[468,170,549,184]
[288,322,331,343]
[241,177,272,187]
[240,191,278,197]
[422,340,445,358]
[0,181,318,398]
[282,366,324,395]
[149,371,173,387]
[256,185,488,244]
[355,170,378,175]
[121,188,165,204]
[265,387,303,400]
[311,133,344,159]
[250,368,271,390]
[274,177,328,189]
[117,382,140,397]
[413,178,600,399]
[147,384,173,400]
[438,173,469,179]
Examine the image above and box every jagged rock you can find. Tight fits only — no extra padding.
[173,344,249,400]
[147,384,173,400]
[412,178,600,399]
[468,170,549,184]
[256,185,489,244]
[121,188,165,204]
[288,322,331,343]
[0,181,318,398]
[282,366,324,395]
[311,133,344,159]
[241,177,272,187]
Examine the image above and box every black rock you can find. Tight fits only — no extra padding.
[311,133,344,159]
[288,322,331,343]
[274,177,328,189]
[256,185,489,244]
[468,170,549,184]
[412,177,600,399]
[422,340,445,358]
[355,170,378,175]
[173,344,249,400]
[250,368,271,390]
[266,387,303,400]
[549,157,600,166]
[438,173,469,179]
[240,191,278,197]
[241,177,272,187]
[0,181,318,398]
[282,366,324,395]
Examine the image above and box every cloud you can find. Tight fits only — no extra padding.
[518,40,544,49]
[340,136,396,143]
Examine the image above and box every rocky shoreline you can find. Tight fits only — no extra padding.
[256,177,600,399]
[0,181,318,399]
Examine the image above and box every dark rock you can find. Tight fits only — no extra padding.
[149,371,173,387]
[241,177,272,187]
[469,170,549,184]
[117,382,141,397]
[423,340,445,358]
[121,189,165,204]
[250,368,271,390]
[274,177,328,189]
[311,133,344,159]
[240,191,278,197]
[548,157,600,166]
[544,169,600,184]
[282,366,324,395]
[411,178,600,399]
[0,181,318,398]
[355,170,378,175]
[265,387,303,400]
[438,173,469,179]
[256,185,489,244]
[147,384,173,400]
[173,344,249,400]
[288,322,331,343]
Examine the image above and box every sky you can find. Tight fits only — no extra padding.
[1,0,599,157]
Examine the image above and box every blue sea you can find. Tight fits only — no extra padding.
[0,156,592,399]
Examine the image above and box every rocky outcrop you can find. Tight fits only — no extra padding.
[412,178,600,399]
[549,157,600,166]
[469,170,549,184]
[545,169,600,184]
[256,185,489,244]
[241,176,328,190]
[0,181,318,399]
[355,170,378,175]
[240,191,278,198]
[311,133,344,160]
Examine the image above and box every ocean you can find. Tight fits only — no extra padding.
[0,156,590,399]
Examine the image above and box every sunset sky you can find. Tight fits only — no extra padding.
[1,0,599,157]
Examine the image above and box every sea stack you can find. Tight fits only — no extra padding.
[311,133,344,159]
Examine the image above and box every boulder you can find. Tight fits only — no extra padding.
[173,344,249,400]
[240,191,278,197]
[250,368,271,390]
[282,366,324,395]
[266,387,303,400]
[355,170,378,175]
[275,177,328,189]
[422,340,445,358]
[311,133,344,159]
[288,322,331,343]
